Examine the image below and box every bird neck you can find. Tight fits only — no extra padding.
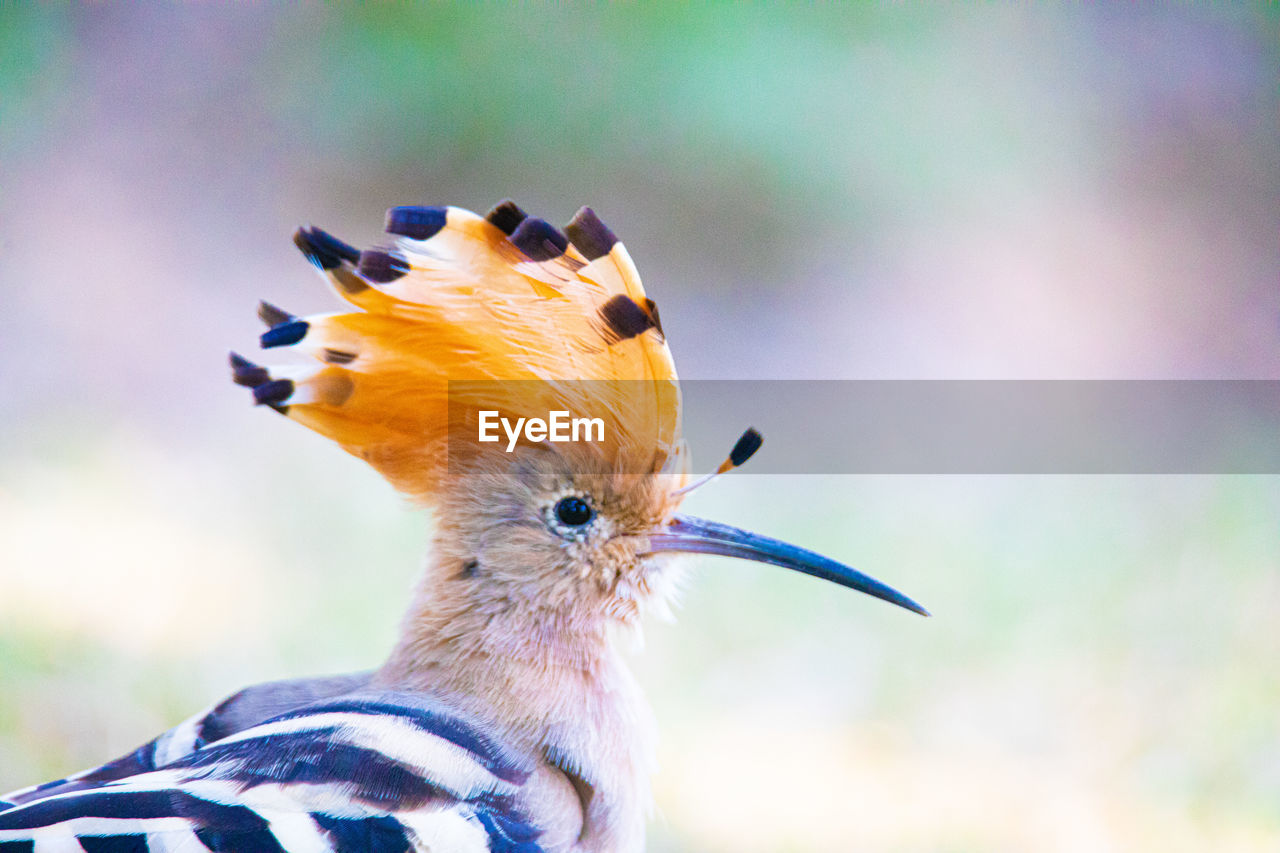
[374,552,655,852]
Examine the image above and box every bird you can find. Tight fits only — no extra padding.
[0,200,928,853]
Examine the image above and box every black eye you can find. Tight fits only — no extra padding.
[554,496,594,527]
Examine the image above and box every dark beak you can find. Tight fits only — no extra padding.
[645,514,930,616]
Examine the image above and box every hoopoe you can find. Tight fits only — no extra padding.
[0,201,927,853]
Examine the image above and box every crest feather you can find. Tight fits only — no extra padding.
[238,203,683,500]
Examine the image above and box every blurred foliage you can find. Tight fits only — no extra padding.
[1,5,1278,851]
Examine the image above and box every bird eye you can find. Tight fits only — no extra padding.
[554,496,594,527]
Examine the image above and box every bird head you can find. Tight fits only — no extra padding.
[233,201,927,628]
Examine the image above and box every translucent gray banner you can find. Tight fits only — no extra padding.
[680,380,1279,474]
[447,381,1280,474]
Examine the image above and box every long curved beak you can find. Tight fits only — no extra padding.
[645,514,930,616]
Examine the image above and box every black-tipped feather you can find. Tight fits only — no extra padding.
[509,218,569,262]
[358,249,409,284]
[598,294,657,343]
[643,298,664,337]
[257,301,294,328]
[565,207,618,261]
[293,227,360,270]
[260,320,309,349]
[385,206,447,241]
[729,428,763,467]
[484,200,527,236]
[253,379,294,406]
[229,352,270,388]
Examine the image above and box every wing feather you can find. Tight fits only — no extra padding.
[0,692,544,853]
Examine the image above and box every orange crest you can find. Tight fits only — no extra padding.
[232,201,684,500]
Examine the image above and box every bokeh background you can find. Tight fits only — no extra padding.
[2,5,1278,851]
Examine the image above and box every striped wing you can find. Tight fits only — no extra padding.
[0,692,542,853]
[3,674,375,810]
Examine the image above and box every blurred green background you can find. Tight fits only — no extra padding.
[1,5,1277,851]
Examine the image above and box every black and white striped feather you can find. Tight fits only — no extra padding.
[0,683,543,853]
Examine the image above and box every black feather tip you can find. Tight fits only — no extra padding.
[293,227,360,270]
[358,249,409,284]
[643,297,665,337]
[598,294,657,343]
[253,378,294,406]
[485,200,528,236]
[729,427,764,468]
[509,217,569,262]
[257,301,293,328]
[229,352,269,388]
[260,319,309,349]
[565,207,618,261]
[386,205,447,241]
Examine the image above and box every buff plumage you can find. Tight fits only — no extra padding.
[232,201,684,502]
